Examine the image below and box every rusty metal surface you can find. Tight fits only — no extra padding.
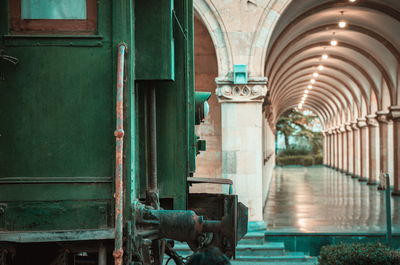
[113,42,127,265]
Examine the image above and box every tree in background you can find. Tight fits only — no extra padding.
[276,110,323,165]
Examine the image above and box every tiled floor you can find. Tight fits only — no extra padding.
[264,166,400,233]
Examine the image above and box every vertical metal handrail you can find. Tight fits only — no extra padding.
[114,43,127,265]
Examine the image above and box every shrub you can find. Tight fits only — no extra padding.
[318,243,400,265]
[279,148,310,156]
[303,156,313,166]
[276,155,323,166]
[314,154,323,165]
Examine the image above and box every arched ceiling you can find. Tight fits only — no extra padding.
[265,0,400,128]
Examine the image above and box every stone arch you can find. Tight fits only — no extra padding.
[194,0,233,77]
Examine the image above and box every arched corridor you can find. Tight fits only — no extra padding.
[193,0,400,232]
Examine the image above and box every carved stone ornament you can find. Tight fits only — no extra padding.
[339,125,346,133]
[376,111,390,124]
[366,115,379,127]
[215,77,267,103]
[389,106,400,121]
[350,121,359,130]
[356,118,368,128]
[345,123,352,132]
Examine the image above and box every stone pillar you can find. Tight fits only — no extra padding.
[366,115,379,185]
[376,111,390,176]
[328,130,333,167]
[323,131,328,165]
[216,77,267,227]
[334,127,339,170]
[337,127,343,171]
[351,121,360,178]
[340,125,347,173]
[357,118,368,182]
[389,106,400,196]
[345,123,353,175]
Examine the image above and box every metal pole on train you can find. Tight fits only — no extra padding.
[114,43,127,265]
[147,85,158,207]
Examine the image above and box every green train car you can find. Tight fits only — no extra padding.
[0,1,247,265]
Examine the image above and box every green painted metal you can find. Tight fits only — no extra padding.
[135,0,175,81]
[135,0,194,210]
[1,201,110,231]
[0,229,114,243]
[0,0,114,233]
[186,0,196,174]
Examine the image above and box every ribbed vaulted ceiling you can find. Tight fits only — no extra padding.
[265,0,400,128]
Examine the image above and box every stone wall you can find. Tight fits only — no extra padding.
[190,16,222,194]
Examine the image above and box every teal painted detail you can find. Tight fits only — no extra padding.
[248,221,267,232]
[233,64,248,84]
[21,0,87,19]
[194,92,211,125]
[197,139,206,152]
[135,0,174,80]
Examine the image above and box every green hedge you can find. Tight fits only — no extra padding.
[276,154,323,166]
[318,243,400,265]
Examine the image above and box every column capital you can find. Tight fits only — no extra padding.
[350,121,359,130]
[366,114,379,127]
[376,110,391,124]
[356,117,368,128]
[339,125,346,133]
[215,77,268,103]
[389,106,400,121]
[345,122,353,132]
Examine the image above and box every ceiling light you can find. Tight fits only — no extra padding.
[338,11,347,28]
[305,89,309,94]
[318,65,324,71]
[308,85,313,89]
[313,72,319,78]
[311,79,316,84]
[339,21,347,28]
[349,0,356,2]
[330,32,338,46]
[322,54,329,60]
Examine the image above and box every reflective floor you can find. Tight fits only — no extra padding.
[264,166,400,233]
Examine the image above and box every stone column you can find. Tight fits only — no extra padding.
[389,106,400,196]
[376,111,390,177]
[323,131,327,165]
[328,130,333,167]
[334,127,339,170]
[216,77,267,228]
[345,123,353,175]
[337,127,343,171]
[340,125,347,173]
[366,115,379,185]
[357,118,368,182]
[351,121,360,178]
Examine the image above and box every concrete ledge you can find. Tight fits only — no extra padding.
[248,221,267,232]
[264,232,400,256]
